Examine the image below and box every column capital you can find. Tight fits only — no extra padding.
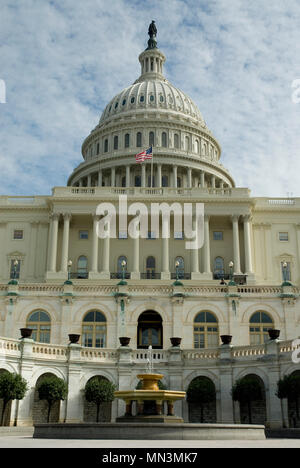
[242,214,252,223]
[231,214,240,223]
[62,213,72,221]
[50,212,60,221]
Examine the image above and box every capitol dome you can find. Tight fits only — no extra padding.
[68,26,235,190]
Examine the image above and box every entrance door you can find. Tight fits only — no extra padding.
[137,311,163,349]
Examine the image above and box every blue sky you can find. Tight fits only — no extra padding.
[0,0,300,197]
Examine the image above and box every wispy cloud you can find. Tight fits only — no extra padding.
[0,0,300,196]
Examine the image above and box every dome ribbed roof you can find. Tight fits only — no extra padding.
[99,79,206,127]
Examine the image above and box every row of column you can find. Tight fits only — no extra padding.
[47,213,254,278]
[76,165,227,189]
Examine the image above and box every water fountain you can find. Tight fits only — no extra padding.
[34,344,266,440]
[115,346,185,423]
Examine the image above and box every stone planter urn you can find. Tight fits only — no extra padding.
[268,329,280,340]
[68,334,81,344]
[20,328,33,339]
[220,335,232,345]
[170,337,182,347]
[119,337,131,347]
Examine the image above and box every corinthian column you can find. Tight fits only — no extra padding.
[60,213,71,273]
[243,215,253,274]
[48,213,60,273]
[100,220,111,279]
[161,215,170,280]
[203,215,211,275]
[232,215,241,274]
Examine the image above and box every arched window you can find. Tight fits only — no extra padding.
[175,256,184,279]
[195,140,200,154]
[137,311,162,349]
[27,310,51,343]
[162,175,168,187]
[136,132,142,147]
[214,257,225,279]
[250,312,274,345]
[77,256,88,279]
[135,175,141,187]
[162,132,167,148]
[185,136,189,151]
[174,134,179,149]
[82,311,107,348]
[113,135,118,150]
[104,139,108,153]
[146,256,156,279]
[121,176,126,187]
[177,177,182,188]
[117,256,128,279]
[125,133,130,148]
[149,131,155,146]
[194,311,219,349]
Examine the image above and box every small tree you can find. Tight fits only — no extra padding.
[232,376,263,424]
[187,377,216,423]
[37,376,68,423]
[84,378,116,423]
[277,374,300,419]
[0,372,28,426]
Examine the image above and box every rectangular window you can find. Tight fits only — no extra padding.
[79,230,89,240]
[147,231,156,239]
[119,231,128,239]
[13,230,23,240]
[213,231,223,241]
[174,231,184,240]
[279,232,289,242]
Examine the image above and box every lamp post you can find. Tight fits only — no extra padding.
[175,260,180,282]
[67,260,72,281]
[228,261,236,286]
[13,260,19,280]
[121,260,127,282]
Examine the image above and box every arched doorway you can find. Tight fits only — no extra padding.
[137,311,163,349]
[0,370,12,426]
[32,373,61,424]
[83,376,112,422]
[237,374,267,425]
[187,376,217,423]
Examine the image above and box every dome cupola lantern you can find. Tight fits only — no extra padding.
[138,21,166,82]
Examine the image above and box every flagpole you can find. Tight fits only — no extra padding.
[150,146,154,189]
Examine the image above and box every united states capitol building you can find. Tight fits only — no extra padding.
[0,24,299,429]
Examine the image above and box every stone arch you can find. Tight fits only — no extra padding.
[128,302,171,324]
[186,375,217,423]
[32,372,64,424]
[233,372,267,425]
[31,366,66,387]
[17,301,58,326]
[185,303,226,325]
[241,303,280,327]
[184,369,220,392]
[73,302,114,324]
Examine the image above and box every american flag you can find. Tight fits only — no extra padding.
[135,146,153,163]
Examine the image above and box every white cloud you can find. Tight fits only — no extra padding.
[0,0,300,196]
